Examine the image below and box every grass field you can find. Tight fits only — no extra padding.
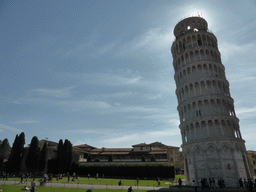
[3,175,185,187]
[0,185,151,192]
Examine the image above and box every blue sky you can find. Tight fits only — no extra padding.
[0,0,255,150]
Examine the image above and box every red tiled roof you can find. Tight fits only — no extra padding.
[74,144,96,149]
[132,143,149,147]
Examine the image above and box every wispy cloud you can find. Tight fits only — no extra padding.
[0,123,22,132]
[219,41,256,63]
[236,107,256,115]
[147,129,180,137]
[14,120,37,124]
[116,27,174,57]
[34,87,72,98]
[102,127,180,145]
[80,71,142,86]
[98,41,119,55]
[102,134,140,144]
[58,100,112,110]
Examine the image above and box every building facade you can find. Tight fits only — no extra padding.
[247,150,256,176]
[78,142,183,168]
[171,16,252,186]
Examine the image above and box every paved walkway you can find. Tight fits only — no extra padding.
[1,180,250,191]
[0,180,168,190]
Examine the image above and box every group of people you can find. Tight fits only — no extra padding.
[19,174,28,184]
[239,178,256,191]
[192,178,225,191]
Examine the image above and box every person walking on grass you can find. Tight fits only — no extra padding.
[156,177,160,187]
[31,179,36,192]
[178,178,182,189]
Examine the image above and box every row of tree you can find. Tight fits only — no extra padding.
[46,139,73,174]
[56,139,73,174]
[1,132,73,174]
[25,136,47,172]
[5,133,25,173]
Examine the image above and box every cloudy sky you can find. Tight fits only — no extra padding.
[0,0,255,150]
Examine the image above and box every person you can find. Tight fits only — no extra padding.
[239,178,243,188]
[48,173,52,181]
[31,179,36,192]
[249,179,253,192]
[244,179,247,188]
[209,178,212,188]
[43,177,47,187]
[212,177,216,188]
[118,180,122,186]
[178,178,182,189]
[25,173,28,182]
[157,177,160,187]
[22,186,30,190]
[20,174,24,184]
[205,179,210,191]
[88,174,90,179]
[137,177,139,185]
[193,180,198,192]
[128,186,133,192]
[68,174,70,182]
[96,173,98,179]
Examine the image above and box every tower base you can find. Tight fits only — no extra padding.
[182,138,251,187]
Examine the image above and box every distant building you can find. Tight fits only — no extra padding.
[17,140,183,174]
[78,141,183,169]
[247,150,256,176]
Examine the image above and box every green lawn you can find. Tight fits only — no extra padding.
[4,176,184,187]
[0,185,151,192]
[175,175,185,180]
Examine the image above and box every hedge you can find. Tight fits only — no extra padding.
[68,163,174,179]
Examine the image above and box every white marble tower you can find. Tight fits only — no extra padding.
[171,16,252,186]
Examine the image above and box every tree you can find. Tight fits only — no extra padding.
[108,154,113,162]
[56,139,64,173]
[141,155,146,162]
[25,136,39,172]
[39,142,47,172]
[150,155,156,162]
[0,138,10,170]
[63,139,73,173]
[6,132,25,173]
[87,154,92,162]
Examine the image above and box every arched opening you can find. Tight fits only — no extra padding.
[190,51,194,62]
[197,34,202,46]
[195,50,199,61]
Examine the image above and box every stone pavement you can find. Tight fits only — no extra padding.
[1,180,251,191]
[0,180,168,191]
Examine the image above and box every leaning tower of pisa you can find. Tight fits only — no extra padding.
[171,16,252,186]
